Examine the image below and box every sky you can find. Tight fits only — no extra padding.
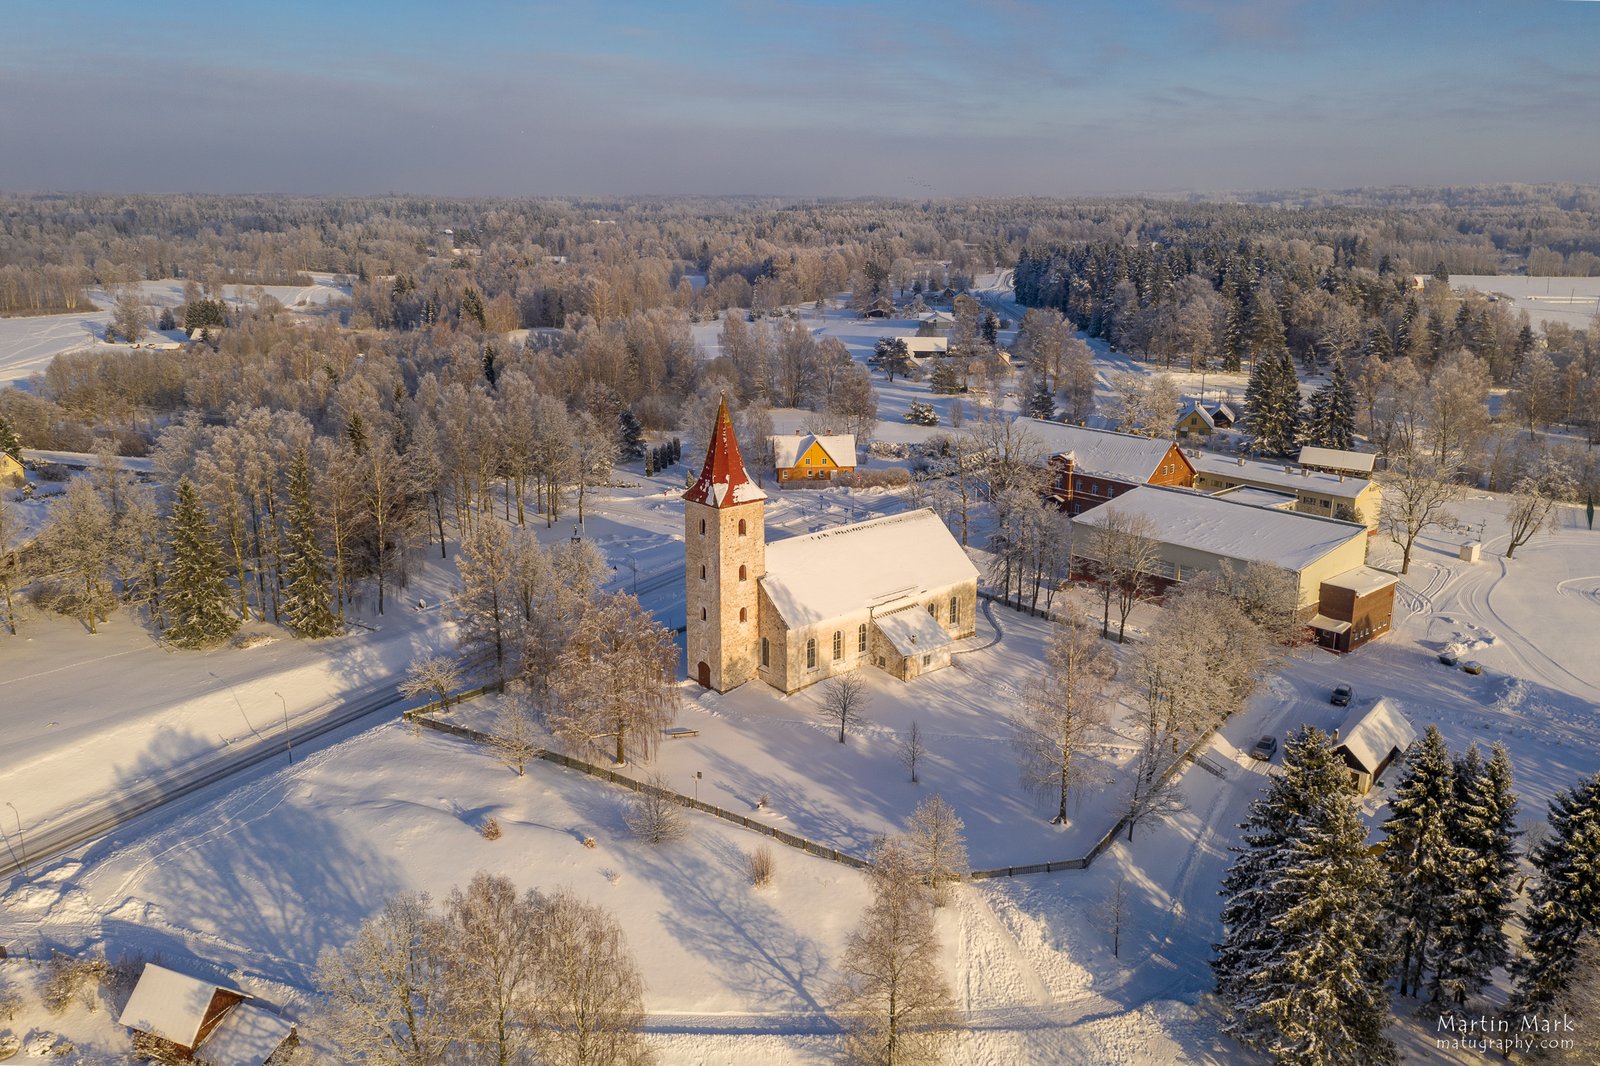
[2,0,1598,198]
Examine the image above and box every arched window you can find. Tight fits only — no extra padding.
[699,518,706,535]
[738,519,747,536]
[738,564,747,581]
[806,639,816,669]
[739,607,748,622]
[700,607,707,621]
[949,597,958,625]
[832,631,843,660]
[858,623,867,653]
[928,603,936,618]
[761,637,770,667]
[700,565,706,580]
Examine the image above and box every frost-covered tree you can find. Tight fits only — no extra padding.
[492,681,544,777]
[315,892,449,1066]
[1025,376,1056,421]
[550,592,679,766]
[399,655,463,711]
[1013,607,1114,823]
[1245,347,1302,456]
[1303,356,1357,450]
[1502,455,1574,559]
[1380,448,1463,574]
[41,476,116,634]
[905,795,968,907]
[1213,727,1396,1066]
[1428,743,1519,1006]
[1381,725,1465,998]
[875,337,912,382]
[1512,770,1600,1015]
[281,449,339,638]
[453,518,517,678]
[0,415,20,464]
[1081,507,1160,642]
[163,478,238,647]
[831,837,959,1065]
[440,873,542,1066]
[530,889,653,1066]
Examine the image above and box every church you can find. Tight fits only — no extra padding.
[685,400,980,695]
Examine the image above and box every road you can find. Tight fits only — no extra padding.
[0,681,408,880]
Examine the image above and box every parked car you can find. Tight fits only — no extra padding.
[1331,683,1353,706]
[1438,649,1459,666]
[1250,735,1278,761]
[1462,661,1484,675]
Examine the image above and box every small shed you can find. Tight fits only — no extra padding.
[1332,698,1416,794]
[119,963,292,1064]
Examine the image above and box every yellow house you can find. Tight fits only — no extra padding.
[0,453,23,489]
[772,433,857,485]
[1176,405,1216,437]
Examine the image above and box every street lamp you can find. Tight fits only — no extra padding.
[275,691,293,765]
[4,801,29,878]
[693,771,702,805]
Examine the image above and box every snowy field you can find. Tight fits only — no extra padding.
[1446,274,1600,333]
[0,275,349,389]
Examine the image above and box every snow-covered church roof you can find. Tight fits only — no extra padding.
[684,397,767,508]
[761,509,978,628]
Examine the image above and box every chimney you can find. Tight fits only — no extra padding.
[1338,474,1344,483]
[1332,728,1341,743]
[1302,467,1309,478]
[1237,456,1245,467]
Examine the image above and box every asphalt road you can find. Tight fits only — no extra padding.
[0,682,408,880]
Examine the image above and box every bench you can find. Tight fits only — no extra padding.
[663,727,699,740]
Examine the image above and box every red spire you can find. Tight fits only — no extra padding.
[684,396,766,508]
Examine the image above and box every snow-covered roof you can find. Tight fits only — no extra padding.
[1321,566,1397,597]
[1213,402,1237,421]
[1212,485,1300,510]
[761,509,978,627]
[119,964,245,1049]
[900,337,948,354]
[1071,485,1367,572]
[1309,613,1352,634]
[1192,453,1371,498]
[199,1003,294,1066]
[1298,446,1376,475]
[771,433,857,470]
[872,604,953,658]
[1334,698,1416,776]
[684,397,767,509]
[1024,420,1180,482]
[1178,402,1215,428]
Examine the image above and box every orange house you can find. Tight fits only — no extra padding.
[772,433,857,485]
[1025,420,1195,515]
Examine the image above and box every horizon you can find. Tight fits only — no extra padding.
[3,1,1599,197]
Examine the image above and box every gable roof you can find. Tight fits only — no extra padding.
[199,1003,294,1065]
[1192,453,1373,499]
[1072,485,1368,571]
[761,509,977,627]
[683,397,767,508]
[772,433,857,470]
[1178,402,1215,428]
[119,964,247,1050]
[1298,446,1377,475]
[1334,698,1417,776]
[1024,419,1180,483]
[873,603,953,658]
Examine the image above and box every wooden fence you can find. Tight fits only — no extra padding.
[404,707,869,871]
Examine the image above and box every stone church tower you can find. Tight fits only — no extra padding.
[684,398,766,692]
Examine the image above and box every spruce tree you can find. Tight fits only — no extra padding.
[617,410,646,462]
[280,451,339,638]
[1428,743,1519,1005]
[1304,357,1357,450]
[1214,727,1396,1065]
[1512,770,1600,1014]
[1026,378,1057,420]
[164,479,239,648]
[929,361,962,395]
[1382,726,1465,997]
[0,415,20,464]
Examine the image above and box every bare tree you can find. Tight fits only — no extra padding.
[1186,560,1302,648]
[898,720,926,784]
[820,673,871,744]
[400,655,463,712]
[1381,449,1464,574]
[531,889,654,1066]
[622,778,685,845]
[550,592,679,766]
[831,838,959,1066]
[453,517,517,678]
[440,874,543,1066]
[1122,724,1188,843]
[1503,457,1574,559]
[1081,508,1161,642]
[1102,876,1130,958]
[0,491,27,636]
[493,681,545,777]
[747,845,775,888]
[315,893,449,1066]
[905,796,968,907]
[1013,608,1115,823]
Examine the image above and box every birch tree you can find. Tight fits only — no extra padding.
[1082,508,1161,642]
[315,893,449,1066]
[550,593,679,766]
[42,476,116,633]
[1503,456,1574,559]
[1381,449,1463,574]
[1013,607,1115,823]
[530,890,654,1066]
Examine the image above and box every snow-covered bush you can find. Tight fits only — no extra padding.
[41,951,107,1014]
[623,781,685,845]
[480,817,502,840]
[905,400,939,426]
[747,845,775,888]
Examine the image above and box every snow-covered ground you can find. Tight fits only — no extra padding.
[0,275,349,389]
[5,280,1599,1063]
[1446,274,1600,333]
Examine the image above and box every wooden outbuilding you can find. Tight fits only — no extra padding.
[1333,698,1416,794]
